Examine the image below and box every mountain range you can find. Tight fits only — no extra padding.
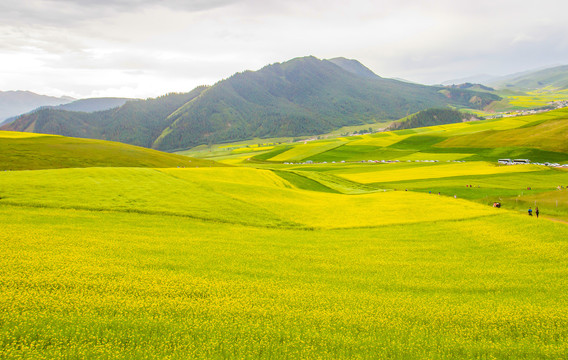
[2,56,501,152]
[1,97,134,126]
[442,65,568,91]
[0,91,74,124]
[488,65,568,91]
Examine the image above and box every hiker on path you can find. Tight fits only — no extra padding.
[528,207,533,216]
[536,207,540,218]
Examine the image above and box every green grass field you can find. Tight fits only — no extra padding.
[0,131,222,170]
[2,106,568,359]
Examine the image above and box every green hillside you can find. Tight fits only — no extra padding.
[327,57,381,79]
[437,114,568,153]
[2,56,500,152]
[0,131,221,170]
[386,108,481,131]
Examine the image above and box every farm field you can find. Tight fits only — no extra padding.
[2,167,568,359]
[2,107,568,359]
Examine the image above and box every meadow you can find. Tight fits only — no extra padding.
[1,107,568,358]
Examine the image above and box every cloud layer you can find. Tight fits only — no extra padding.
[1,0,567,97]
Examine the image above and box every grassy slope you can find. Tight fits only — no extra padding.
[437,111,568,153]
[0,167,499,229]
[0,131,222,170]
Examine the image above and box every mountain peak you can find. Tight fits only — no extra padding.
[327,57,381,79]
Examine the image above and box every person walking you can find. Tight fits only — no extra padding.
[528,207,533,216]
[536,207,539,218]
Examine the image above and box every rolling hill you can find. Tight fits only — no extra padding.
[0,131,222,170]
[437,111,568,153]
[2,56,500,152]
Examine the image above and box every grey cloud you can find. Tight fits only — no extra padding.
[2,0,568,97]
[46,0,241,12]
[0,0,242,27]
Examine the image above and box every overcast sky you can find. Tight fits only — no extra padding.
[1,0,568,98]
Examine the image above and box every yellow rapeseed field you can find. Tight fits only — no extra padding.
[337,161,544,184]
[270,140,346,162]
[0,131,54,138]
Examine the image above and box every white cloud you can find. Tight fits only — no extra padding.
[1,0,568,97]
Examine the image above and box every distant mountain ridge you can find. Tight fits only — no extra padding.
[53,97,134,113]
[2,56,501,151]
[441,74,496,86]
[0,91,74,123]
[446,83,494,92]
[488,65,568,91]
[442,65,568,91]
[2,97,134,126]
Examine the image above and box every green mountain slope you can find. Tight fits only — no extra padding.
[0,131,221,170]
[2,56,500,152]
[153,56,499,151]
[327,57,381,79]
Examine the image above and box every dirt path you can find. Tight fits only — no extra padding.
[542,216,568,225]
